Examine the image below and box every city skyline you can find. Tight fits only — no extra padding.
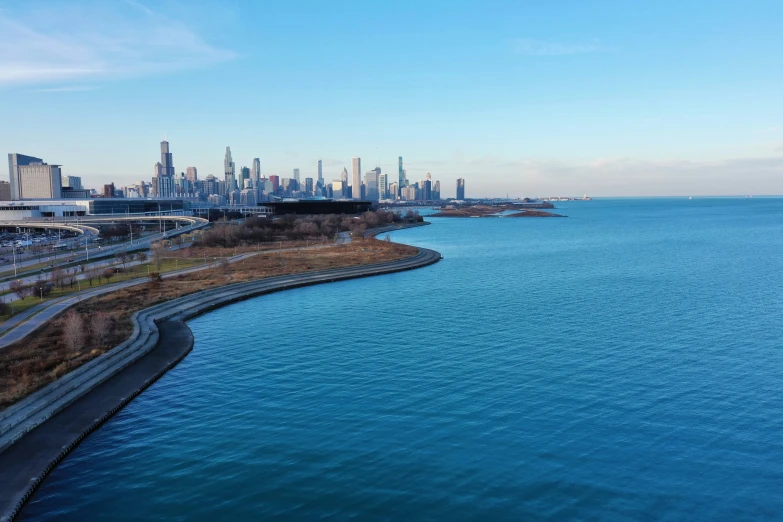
[1,1,782,196]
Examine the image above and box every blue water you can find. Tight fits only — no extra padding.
[21,198,783,520]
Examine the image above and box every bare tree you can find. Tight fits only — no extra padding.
[86,266,101,286]
[50,267,65,289]
[62,310,85,352]
[135,251,148,263]
[9,280,31,301]
[91,311,114,347]
[102,268,116,283]
[150,243,165,270]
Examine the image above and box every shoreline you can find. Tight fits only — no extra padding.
[0,225,440,521]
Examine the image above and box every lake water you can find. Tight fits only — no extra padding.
[21,198,783,520]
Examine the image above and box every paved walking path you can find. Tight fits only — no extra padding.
[0,321,194,522]
[0,244,441,522]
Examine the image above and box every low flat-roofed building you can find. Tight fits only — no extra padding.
[0,198,186,220]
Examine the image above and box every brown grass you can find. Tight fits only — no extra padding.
[0,239,417,409]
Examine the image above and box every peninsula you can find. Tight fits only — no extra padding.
[430,204,566,218]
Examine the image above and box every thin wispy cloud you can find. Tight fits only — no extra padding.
[0,2,236,88]
[510,38,602,56]
[30,85,100,93]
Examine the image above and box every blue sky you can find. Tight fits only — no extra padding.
[1,0,782,197]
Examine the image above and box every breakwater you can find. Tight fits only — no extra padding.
[0,241,441,521]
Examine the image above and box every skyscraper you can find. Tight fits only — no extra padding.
[456,178,466,200]
[398,156,405,197]
[240,166,250,189]
[352,157,361,200]
[317,160,323,186]
[365,169,379,201]
[186,166,198,182]
[379,173,388,200]
[224,146,236,190]
[155,141,175,198]
[293,168,300,183]
[251,158,261,188]
[160,141,175,177]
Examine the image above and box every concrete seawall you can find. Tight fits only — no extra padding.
[0,243,441,521]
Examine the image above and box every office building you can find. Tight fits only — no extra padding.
[351,157,361,200]
[0,181,10,201]
[102,183,115,198]
[398,156,405,197]
[389,182,398,200]
[204,174,219,196]
[293,168,300,183]
[224,146,236,190]
[305,177,314,196]
[433,180,441,200]
[423,179,432,200]
[186,166,198,182]
[240,188,257,206]
[240,166,250,188]
[379,173,388,200]
[317,160,323,186]
[8,153,63,200]
[155,140,176,198]
[331,180,344,198]
[251,158,261,189]
[160,140,175,177]
[457,178,466,199]
[365,167,380,201]
[16,163,62,199]
[61,175,83,190]
[269,175,280,194]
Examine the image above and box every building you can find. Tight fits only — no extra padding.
[351,157,361,200]
[304,177,314,196]
[365,167,380,201]
[402,185,416,201]
[423,179,432,200]
[378,173,388,200]
[61,175,83,190]
[240,166,250,188]
[388,182,398,200]
[398,156,405,197]
[293,168,300,183]
[102,183,116,198]
[160,141,175,177]
[224,146,236,191]
[317,159,323,187]
[8,153,64,200]
[186,166,198,182]
[433,180,441,200]
[331,180,344,198]
[240,188,257,206]
[0,198,185,219]
[260,199,372,216]
[251,158,260,189]
[269,175,280,194]
[456,178,466,199]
